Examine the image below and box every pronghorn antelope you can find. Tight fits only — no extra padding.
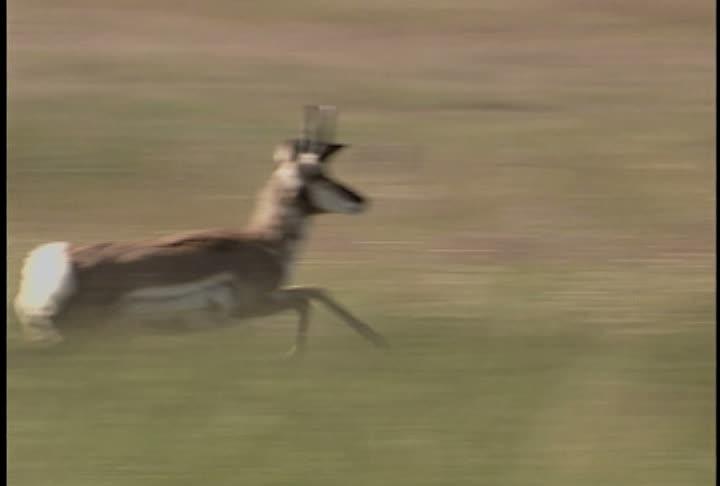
[14,106,387,356]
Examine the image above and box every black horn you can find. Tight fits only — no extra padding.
[302,105,339,155]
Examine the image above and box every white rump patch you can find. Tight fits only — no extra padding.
[14,242,75,344]
[308,180,363,214]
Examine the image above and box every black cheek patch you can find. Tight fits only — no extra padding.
[332,181,367,208]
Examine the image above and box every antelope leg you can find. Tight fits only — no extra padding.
[278,286,388,348]
[230,292,311,358]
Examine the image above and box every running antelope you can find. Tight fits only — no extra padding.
[13,106,387,356]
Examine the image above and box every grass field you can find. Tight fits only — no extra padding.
[7,1,716,485]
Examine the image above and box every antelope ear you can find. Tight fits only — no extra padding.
[320,143,347,162]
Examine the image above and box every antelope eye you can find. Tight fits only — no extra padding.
[299,162,322,178]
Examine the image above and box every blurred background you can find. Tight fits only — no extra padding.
[7,1,715,485]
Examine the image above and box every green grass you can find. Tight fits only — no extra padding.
[7,0,715,484]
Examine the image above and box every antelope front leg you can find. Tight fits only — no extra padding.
[276,286,389,349]
[237,291,311,359]
[274,292,311,359]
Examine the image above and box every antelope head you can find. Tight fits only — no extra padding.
[270,106,367,216]
[272,139,367,215]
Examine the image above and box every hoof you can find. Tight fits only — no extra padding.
[25,332,64,349]
[282,345,305,361]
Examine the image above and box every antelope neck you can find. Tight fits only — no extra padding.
[246,170,312,261]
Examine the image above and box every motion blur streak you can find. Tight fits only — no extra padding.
[7,1,715,485]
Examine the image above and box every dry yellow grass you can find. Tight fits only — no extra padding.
[7,1,715,485]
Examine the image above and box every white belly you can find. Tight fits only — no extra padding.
[117,273,239,323]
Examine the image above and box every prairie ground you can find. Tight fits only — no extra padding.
[7,1,715,485]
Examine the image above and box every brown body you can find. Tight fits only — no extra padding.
[57,230,286,330]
